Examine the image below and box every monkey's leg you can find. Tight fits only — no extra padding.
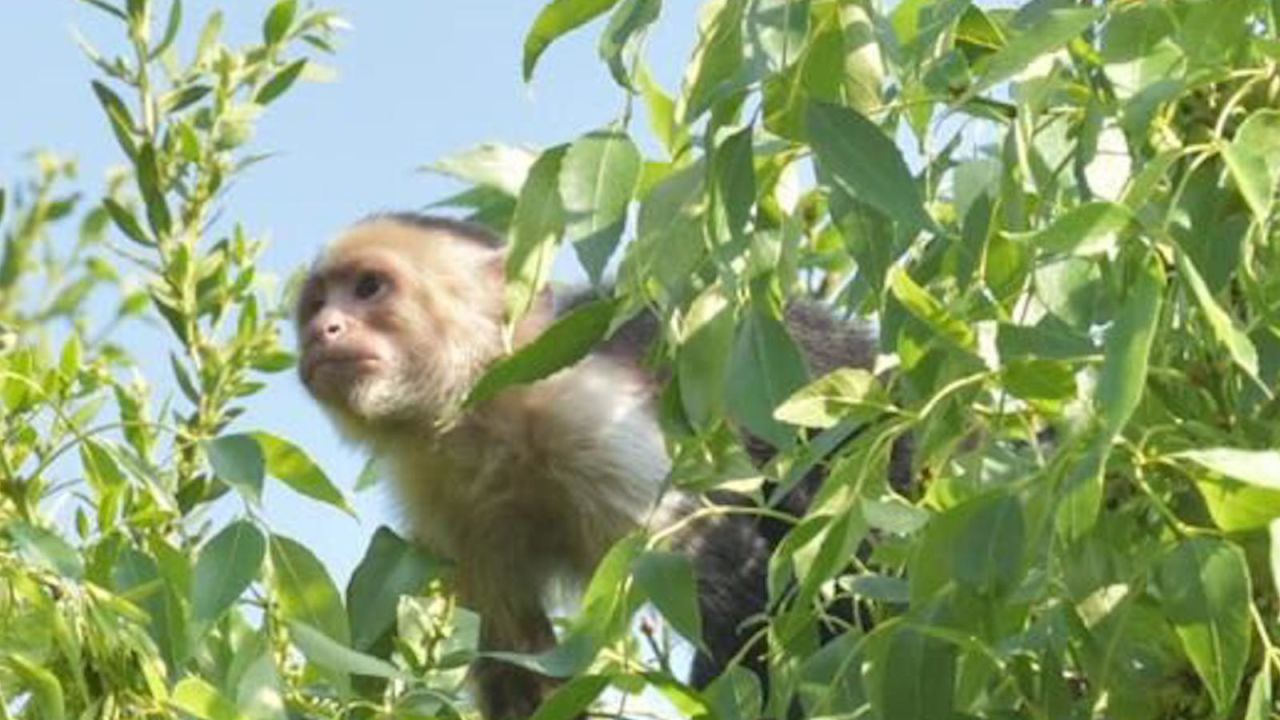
[687,515,772,690]
[460,572,559,719]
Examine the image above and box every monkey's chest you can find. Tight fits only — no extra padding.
[393,445,643,579]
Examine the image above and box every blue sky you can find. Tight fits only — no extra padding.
[0,1,695,584]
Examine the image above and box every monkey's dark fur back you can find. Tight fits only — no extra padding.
[560,292,894,702]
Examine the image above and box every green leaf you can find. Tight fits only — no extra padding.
[1002,358,1077,403]
[346,527,440,652]
[1223,109,1280,225]
[427,143,538,196]
[1246,668,1272,720]
[1176,250,1259,380]
[102,198,153,246]
[135,142,172,237]
[253,432,353,515]
[725,300,810,448]
[172,677,247,720]
[598,0,662,89]
[262,0,297,45]
[192,520,266,630]
[1097,254,1164,436]
[1155,538,1251,715]
[676,287,734,428]
[676,0,746,123]
[952,493,1024,597]
[77,0,127,21]
[465,297,619,408]
[288,621,406,679]
[1194,477,1280,532]
[774,367,885,429]
[205,434,266,503]
[523,0,623,81]
[888,267,975,350]
[631,551,703,649]
[91,80,137,160]
[8,521,84,579]
[637,65,683,155]
[149,0,183,59]
[505,145,567,324]
[560,129,642,284]
[5,654,66,720]
[1021,201,1133,256]
[968,8,1103,97]
[868,618,956,720]
[254,59,307,105]
[1178,448,1280,487]
[530,675,611,720]
[269,534,350,645]
[711,125,755,245]
[808,101,934,233]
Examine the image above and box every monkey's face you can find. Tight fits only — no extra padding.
[296,221,505,427]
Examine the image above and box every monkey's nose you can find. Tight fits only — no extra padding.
[308,310,348,344]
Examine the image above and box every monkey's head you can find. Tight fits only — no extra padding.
[296,215,511,430]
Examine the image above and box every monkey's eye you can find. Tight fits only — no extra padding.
[353,272,388,301]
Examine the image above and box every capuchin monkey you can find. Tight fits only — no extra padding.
[295,213,888,719]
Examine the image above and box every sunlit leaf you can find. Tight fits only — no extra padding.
[774,367,885,429]
[172,677,247,720]
[253,432,353,515]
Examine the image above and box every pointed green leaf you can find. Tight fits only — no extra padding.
[523,0,623,81]
[192,520,266,629]
[1176,251,1259,379]
[1223,110,1280,224]
[427,143,538,196]
[598,0,662,89]
[1155,538,1251,715]
[254,59,307,105]
[172,677,247,720]
[205,434,266,503]
[559,130,642,284]
[1096,255,1163,436]
[253,432,353,515]
[263,0,297,45]
[774,367,885,429]
[506,145,567,325]
[726,301,810,448]
[676,0,746,123]
[288,621,406,679]
[808,101,934,233]
[269,534,350,645]
[1022,201,1133,256]
[346,527,440,652]
[466,297,620,408]
[632,551,703,649]
[968,8,1103,97]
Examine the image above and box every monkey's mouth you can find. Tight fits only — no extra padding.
[302,354,384,385]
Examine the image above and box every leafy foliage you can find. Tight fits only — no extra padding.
[5,0,1280,718]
